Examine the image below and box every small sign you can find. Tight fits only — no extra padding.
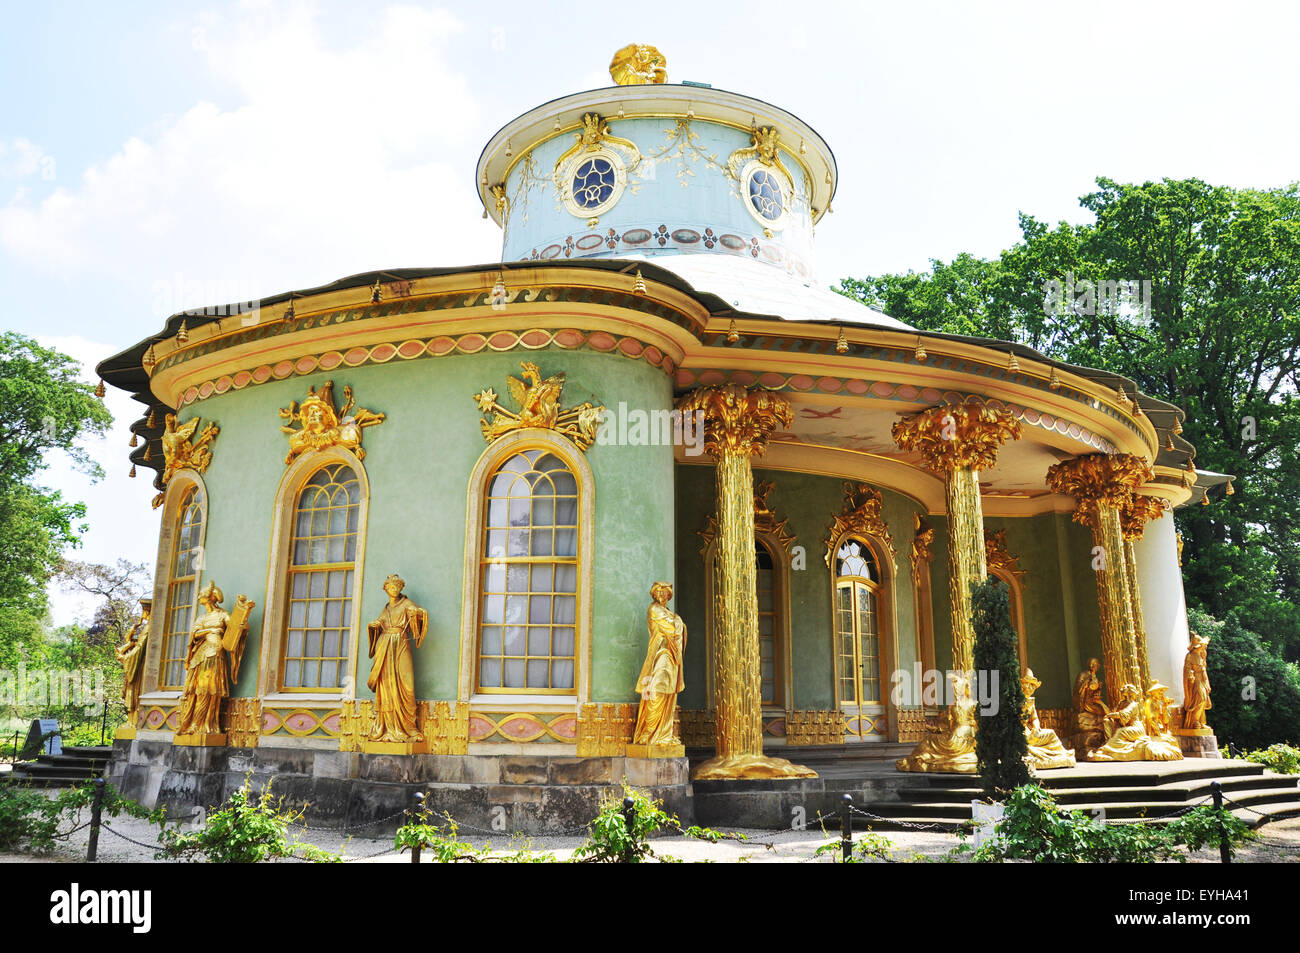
[971,800,1004,851]
[24,718,61,757]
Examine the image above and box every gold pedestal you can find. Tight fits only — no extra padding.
[173,732,226,747]
[361,739,430,755]
[691,753,817,780]
[114,725,138,740]
[626,743,685,759]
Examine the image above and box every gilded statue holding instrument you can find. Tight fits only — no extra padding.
[175,582,254,743]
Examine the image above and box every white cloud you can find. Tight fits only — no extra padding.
[0,2,500,314]
[0,138,53,181]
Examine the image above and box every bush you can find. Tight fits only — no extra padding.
[572,784,734,863]
[158,779,340,863]
[961,784,1254,863]
[0,781,161,855]
[972,577,1029,798]
[1234,743,1300,774]
[1189,607,1300,749]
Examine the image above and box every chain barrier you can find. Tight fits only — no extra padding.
[849,804,950,831]
[99,822,165,853]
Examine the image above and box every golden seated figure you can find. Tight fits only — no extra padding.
[1088,682,1183,762]
[896,672,978,774]
[1020,670,1076,770]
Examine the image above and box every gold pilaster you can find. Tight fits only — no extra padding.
[892,403,1021,673]
[678,384,814,780]
[1046,454,1153,707]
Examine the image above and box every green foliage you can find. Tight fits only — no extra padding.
[571,783,736,863]
[392,813,559,863]
[1235,743,1300,774]
[0,780,161,855]
[837,178,1300,665]
[157,779,341,863]
[971,578,1029,798]
[1190,607,1300,748]
[813,830,897,863]
[0,333,112,620]
[960,784,1255,863]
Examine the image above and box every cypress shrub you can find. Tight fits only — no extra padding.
[973,576,1030,798]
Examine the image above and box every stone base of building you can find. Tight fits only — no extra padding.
[106,739,692,835]
[1172,728,1221,758]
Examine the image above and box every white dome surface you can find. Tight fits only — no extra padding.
[626,253,913,330]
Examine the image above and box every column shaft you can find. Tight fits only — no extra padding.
[944,467,988,674]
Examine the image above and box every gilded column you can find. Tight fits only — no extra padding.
[1046,454,1152,707]
[1119,493,1170,691]
[678,384,815,780]
[892,404,1021,674]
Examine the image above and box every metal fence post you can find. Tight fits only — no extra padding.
[622,797,636,862]
[409,791,425,864]
[841,794,852,861]
[1210,781,1230,863]
[86,778,106,862]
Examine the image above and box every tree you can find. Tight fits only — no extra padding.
[0,333,112,621]
[837,178,1300,663]
[972,577,1029,798]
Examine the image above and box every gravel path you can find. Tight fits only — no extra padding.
[4,802,1298,863]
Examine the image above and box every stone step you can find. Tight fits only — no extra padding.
[911,762,1266,790]
[896,775,1298,804]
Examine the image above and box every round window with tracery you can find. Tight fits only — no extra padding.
[741,161,792,230]
[561,148,626,218]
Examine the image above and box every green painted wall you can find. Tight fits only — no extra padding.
[178,347,674,704]
[673,466,925,711]
[928,511,1102,710]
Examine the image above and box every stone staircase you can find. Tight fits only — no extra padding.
[6,746,112,787]
[861,760,1300,831]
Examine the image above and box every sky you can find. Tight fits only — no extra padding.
[2,0,1297,626]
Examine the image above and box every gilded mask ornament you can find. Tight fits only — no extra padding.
[279,381,385,465]
[473,361,605,451]
[823,482,896,568]
[609,43,668,85]
[153,413,220,508]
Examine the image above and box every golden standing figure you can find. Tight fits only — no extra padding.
[366,574,428,744]
[1072,657,1109,754]
[1020,670,1076,770]
[175,582,254,741]
[115,599,152,717]
[629,582,686,755]
[1182,633,1212,730]
[896,671,979,774]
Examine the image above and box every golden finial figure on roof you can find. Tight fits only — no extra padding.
[610,44,667,85]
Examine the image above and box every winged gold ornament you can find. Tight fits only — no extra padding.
[473,362,605,451]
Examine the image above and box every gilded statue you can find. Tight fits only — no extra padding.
[115,599,152,716]
[630,582,686,749]
[1020,669,1076,770]
[1088,682,1182,762]
[365,574,429,744]
[153,413,219,508]
[896,671,978,773]
[1182,633,1212,730]
[279,380,385,465]
[1072,657,1109,753]
[473,362,605,451]
[175,582,254,739]
[609,43,667,85]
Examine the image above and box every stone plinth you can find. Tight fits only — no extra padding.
[1172,727,1220,758]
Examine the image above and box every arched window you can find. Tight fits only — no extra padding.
[281,463,359,690]
[834,538,882,705]
[989,568,1028,668]
[160,487,204,690]
[477,449,579,693]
